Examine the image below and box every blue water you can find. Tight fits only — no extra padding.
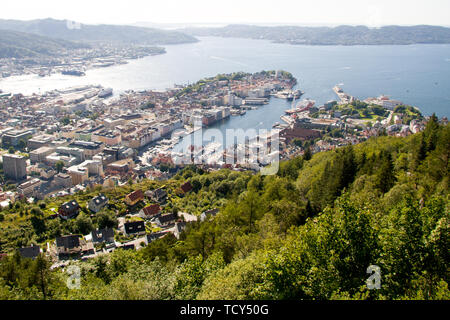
[1,37,449,118]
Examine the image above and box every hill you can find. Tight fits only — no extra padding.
[0,118,448,300]
[0,18,198,45]
[181,24,450,45]
[0,29,89,59]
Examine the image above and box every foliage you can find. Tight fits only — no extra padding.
[0,123,448,300]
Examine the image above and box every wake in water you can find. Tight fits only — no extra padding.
[209,56,249,67]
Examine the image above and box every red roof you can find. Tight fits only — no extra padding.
[142,204,161,216]
[127,189,144,202]
[180,181,193,193]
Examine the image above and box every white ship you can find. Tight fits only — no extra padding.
[98,88,113,98]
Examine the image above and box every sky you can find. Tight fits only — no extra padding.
[1,0,450,27]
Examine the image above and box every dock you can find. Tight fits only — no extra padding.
[333,85,355,104]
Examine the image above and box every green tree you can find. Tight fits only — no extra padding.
[376,151,396,193]
[303,147,312,161]
[55,161,64,173]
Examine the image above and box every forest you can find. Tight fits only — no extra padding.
[0,116,448,300]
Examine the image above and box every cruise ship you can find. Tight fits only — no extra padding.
[273,89,303,100]
[98,88,113,98]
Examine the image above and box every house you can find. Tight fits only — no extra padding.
[180,182,193,194]
[88,193,108,213]
[145,231,169,245]
[140,204,161,219]
[145,187,167,203]
[200,208,219,222]
[58,200,80,220]
[91,228,115,245]
[18,245,41,259]
[124,221,146,236]
[173,221,187,239]
[124,189,144,206]
[55,235,82,257]
[155,213,177,227]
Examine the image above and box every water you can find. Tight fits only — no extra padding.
[1,36,449,119]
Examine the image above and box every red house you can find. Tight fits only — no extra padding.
[124,189,144,206]
[180,181,193,193]
[141,204,161,218]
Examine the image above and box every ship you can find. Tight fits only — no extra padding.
[293,89,304,99]
[273,90,292,99]
[274,89,304,100]
[285,99,316,114]
[61,69,86,76]
[98,88,113,98]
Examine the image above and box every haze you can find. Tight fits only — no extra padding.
[1,0,450,27]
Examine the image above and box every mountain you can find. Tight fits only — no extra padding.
[0,18,198,45]
[0,29,89,58]
[181,24,450,45]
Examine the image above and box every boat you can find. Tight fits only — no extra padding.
[240,110,246,116]
[274,90,292,99]
[293,89,304,99]
[98,88,113,98]
[285,99,316,114]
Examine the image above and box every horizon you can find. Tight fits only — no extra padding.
[1,0,450,28]
[1,17,450,29]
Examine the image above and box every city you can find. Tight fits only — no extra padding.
[0,0,448,307]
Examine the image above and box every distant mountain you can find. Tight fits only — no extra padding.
[0,18,198,45]
[181,24,450,45]
[0,29,89,58]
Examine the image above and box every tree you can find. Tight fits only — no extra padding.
[303,147,312,161]
[376,151,396,193]
[8,146,15,154]
[96,211,118,230]
[75,214,94,235]
[55,161,64,173]
[338,145,357,190]
[30,208,46,235]
[18,139,26,151]
[412,134,427,170]
[61,117,70,125]
[424,113,439,153]
[33,254,51,299]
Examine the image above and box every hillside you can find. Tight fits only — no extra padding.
[0,118,448,300]
[182,24,450,45]
[0,29,89,58]
[0,18,198,45]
